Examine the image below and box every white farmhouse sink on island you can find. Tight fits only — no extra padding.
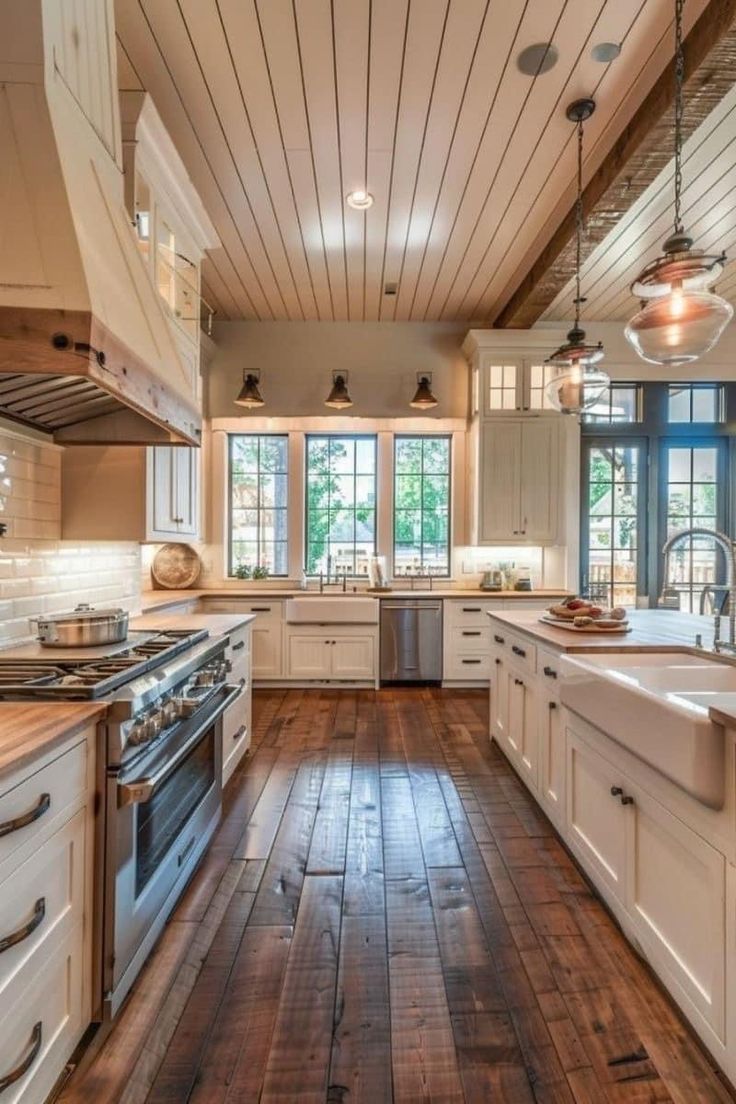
[285,597,378,623]
[560,652,730,809]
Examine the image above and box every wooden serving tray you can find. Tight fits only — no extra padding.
[539,615,631,634]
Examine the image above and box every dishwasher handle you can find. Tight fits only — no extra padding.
[381,602,442,611]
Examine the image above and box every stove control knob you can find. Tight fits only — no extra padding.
[148,709,164,737]
[127,721,147,746]
[195,670,215,688]
[162,699,178,726]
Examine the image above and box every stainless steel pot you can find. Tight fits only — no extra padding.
[33,604,129,647]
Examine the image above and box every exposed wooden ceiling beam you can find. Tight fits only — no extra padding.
[493,0,736,330]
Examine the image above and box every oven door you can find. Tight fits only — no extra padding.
[104,682,240,1018]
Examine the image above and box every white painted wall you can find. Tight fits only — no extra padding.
[206,320,469,419]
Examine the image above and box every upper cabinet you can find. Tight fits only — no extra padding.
[119,91,220,402]
[464,331,580,547]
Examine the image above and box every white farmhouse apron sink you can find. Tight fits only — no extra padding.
[560,652,729,809]
[285,597,378,624]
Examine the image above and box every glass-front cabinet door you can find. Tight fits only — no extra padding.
[481,355,561,414]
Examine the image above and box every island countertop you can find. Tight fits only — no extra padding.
[487,608,716,653]
[0,702,107,781]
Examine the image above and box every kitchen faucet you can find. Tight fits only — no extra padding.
[660,526,736,651]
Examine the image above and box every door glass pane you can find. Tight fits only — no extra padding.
[586,445,640,608]
[664,446,720,613]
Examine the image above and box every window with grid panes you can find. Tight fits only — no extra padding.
[305,435,376,576]
[663,444,723,613]
[582,384,641,425]
[393,436,451,576]
[668,384,724,423]
[584,443,641,608]
[229,435,289,576]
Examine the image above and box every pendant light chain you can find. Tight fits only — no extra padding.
[574,114,585,327]
[673,0,685,236]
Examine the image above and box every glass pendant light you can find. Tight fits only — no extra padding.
[625,0,732,365]
[325,372,353,408]
[234,371,264,408]
[544,98,610,415]
[410,373,438,409]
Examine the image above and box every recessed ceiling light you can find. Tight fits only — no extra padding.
[516,42,559,77]
[346,189,373,210]
[592,41,621,63]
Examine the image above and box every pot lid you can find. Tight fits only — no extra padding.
[36,607,128,625]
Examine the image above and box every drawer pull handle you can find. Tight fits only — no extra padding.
[493,634,505,644]
[0,793,50,838]
[548,701,557,711]
[462,659,482,665]
[251,607,272,612]
[543,666,557,679]
[462,631,482,637]
[231,640,246,652]
[177,836,196,868]
[0,898,45,955]
[621,794,635,806]
[494,658,501,665]
[610,786,623,798]
[514,677,524,687]
[511,645,526,658]
[0,1022,42,1092]
[233,725,247,741]
[462,607,482,613]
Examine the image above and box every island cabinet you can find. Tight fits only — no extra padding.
[0,724,96,1104]
[488,615,733,1076]
[61,444,199,542]
[221,622,252,787]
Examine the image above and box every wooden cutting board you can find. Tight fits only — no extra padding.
[539,615,631,634]
[151,543,202,590]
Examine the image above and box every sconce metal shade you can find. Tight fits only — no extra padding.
[234,372,264,408]
[410,374,438,409]
[325,372,353,408]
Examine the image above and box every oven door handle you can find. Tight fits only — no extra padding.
[117,682,243,808]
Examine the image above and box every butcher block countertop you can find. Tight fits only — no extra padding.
[0,703,106,781]
[140,587,571,613]
[487,608,716,652]
[131,612,256,636]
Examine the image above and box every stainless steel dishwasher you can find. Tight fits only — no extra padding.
[380,598,443,684]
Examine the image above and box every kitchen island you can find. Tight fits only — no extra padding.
[488,605,736,1088]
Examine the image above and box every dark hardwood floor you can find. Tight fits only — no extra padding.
[61,688,734,1103]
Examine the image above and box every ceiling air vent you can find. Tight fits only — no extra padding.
[384,282,398,296]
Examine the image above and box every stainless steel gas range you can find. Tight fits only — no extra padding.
[0,628,242,1019]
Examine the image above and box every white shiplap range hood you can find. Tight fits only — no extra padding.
[0,0,202,445]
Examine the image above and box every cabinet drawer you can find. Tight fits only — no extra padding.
[0,809,85,1006]
[0,925,84,1104]
[445,654,491,680]
[448,624,489,649]
[537,646,562,690]
[202,599,283,621]
[222,689,251,786]
[0,740,87,883]
[445,601,499,628]
[504,630,536,675]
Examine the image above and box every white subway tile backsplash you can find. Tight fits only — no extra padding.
[0,429,141,646]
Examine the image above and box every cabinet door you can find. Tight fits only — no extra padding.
[478,421,521,541]
[330,635,375,679]
[519,420,558,542]
[506,670,538,788]
[625,782,726,1038]
[538,694,564,826]
[150,447,179,536]
[287,634,332,678]
[566,730,627,905]
[174,448,198,536]
[252,624,283,679]
[481,358,523,415]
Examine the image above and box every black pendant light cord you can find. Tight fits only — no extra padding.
[673,0,684,236]
[574,114,585,327]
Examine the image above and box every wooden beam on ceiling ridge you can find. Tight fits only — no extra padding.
[493,0,736,330]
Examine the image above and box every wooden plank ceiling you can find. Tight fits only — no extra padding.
[543,77,736,324]
[115,0,709,323]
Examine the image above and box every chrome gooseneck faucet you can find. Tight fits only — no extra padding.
[660,526,736,651]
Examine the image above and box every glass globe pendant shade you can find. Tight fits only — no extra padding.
[544,363,610,415]
[625,286,733,366]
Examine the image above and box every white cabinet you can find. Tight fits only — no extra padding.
[149,447,199,539]
[0,729,95,1103]
[566,723,726,1040]
[506,665,538,788]
[537,648,564,826]
[286,630,376,681]
[62,445,199,542]
[221,623,252,787]
[476,419,559,544]
[478,355,559,415]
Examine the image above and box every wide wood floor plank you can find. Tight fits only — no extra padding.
[259,874,343,1103]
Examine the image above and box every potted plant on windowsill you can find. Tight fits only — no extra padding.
[232,563,273,587]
